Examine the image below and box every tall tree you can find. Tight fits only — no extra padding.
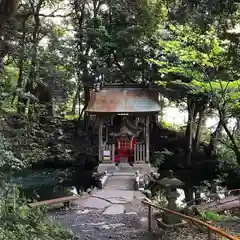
[152,24,240,164]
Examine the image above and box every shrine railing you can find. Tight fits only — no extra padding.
[142,199,239,240]
[134,143,146,163]
[103,143,147,163]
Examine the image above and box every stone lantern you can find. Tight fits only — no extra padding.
[156,170,184,225]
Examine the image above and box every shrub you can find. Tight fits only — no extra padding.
[0,133,76,240]
[151,149,173,167]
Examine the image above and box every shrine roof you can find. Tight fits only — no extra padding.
[86,84,160,113]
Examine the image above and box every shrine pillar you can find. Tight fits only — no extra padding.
[146,115,150,163]
[98,117,103,162]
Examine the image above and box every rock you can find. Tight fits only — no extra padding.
[126,212,137,215]
[103,205,125,215]
[76,209,90,214]
[100,223,125,230]
[80,197,111,209]
[92,190,134,204]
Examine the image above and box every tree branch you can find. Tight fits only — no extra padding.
[113,52,135,83]
[38,13,72,18]
[217,138,235,151]
[0,0,20,26]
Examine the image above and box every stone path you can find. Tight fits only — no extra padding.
[50,164,161,240]
[49,164,215,240]
[51,191,159,240]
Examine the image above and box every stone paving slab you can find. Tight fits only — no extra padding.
[104,176,135,190]
[92,190,134,204]
[103,204,125,215]
[80,197,111,209]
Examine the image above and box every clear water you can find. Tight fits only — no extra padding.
[10,169,76,201]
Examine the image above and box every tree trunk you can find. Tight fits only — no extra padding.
[185,98,196,165]
[194,107,205,150]
[184,186,194,204]
[0,0,19,28]
[159,95,164,120]
[15,18,27,113]
[34,82,53,122]
[27,23,39,118]
[71,84,81,114]
[221,118,240,165]
[83,86,90,130]
[26,2,42,119]
[206,120,222,156]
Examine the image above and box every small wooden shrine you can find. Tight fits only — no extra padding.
[86,84,161,164]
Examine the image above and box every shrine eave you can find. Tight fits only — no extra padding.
[86,86,161,114]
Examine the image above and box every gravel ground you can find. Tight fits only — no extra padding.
[49,197,213,240]
[48,167,239,240]
[214,221,240,237]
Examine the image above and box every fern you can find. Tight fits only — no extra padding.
[152,149,173,167]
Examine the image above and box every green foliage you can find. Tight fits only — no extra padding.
[217,144,239,171]
[199,127,211,144]
[0,186,76,240]
[200,211,233,222]
[152,149,173,167]
[0,65,18,111]
[0,130,75,240]
[0,133,25,178]
[161,120,185,132]
[64,113,79,120]
[153,22,240,164]
[153,24,240,115]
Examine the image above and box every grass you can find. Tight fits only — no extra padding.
[64,114,79,120]
[200,211,234,222]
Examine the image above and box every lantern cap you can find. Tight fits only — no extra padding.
[156,170,184,188]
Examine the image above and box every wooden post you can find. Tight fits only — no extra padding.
[148,205,152,232]
[207,229,213,240]
[99,117,103,162]
[146,115,150,163]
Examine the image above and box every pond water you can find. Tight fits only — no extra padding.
[175,187,227,208]
[11,169,77,201]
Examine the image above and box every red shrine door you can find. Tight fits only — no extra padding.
[114,136,136,164]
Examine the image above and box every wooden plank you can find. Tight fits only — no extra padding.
[99,118,103,162]
[137,144,140,163]
[112,144,115,163]
[29,196,80,208]
[109,144,112,163]
[134,144,137,163]
[135,144,145,164]
[146,115,150,163]
[140,144,143,163]
[143,144,146,163]
[148,205,152,231]
[136,144,139,163]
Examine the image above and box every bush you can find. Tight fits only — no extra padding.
[0,193,76,240]
[161,120,185,132]
[217,143,239,171]
[0,133,25,177]
[151,149,173,167]
[0,134,76,240]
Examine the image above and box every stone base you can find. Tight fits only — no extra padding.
[157,218,188,229]
[98,174,110,189]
